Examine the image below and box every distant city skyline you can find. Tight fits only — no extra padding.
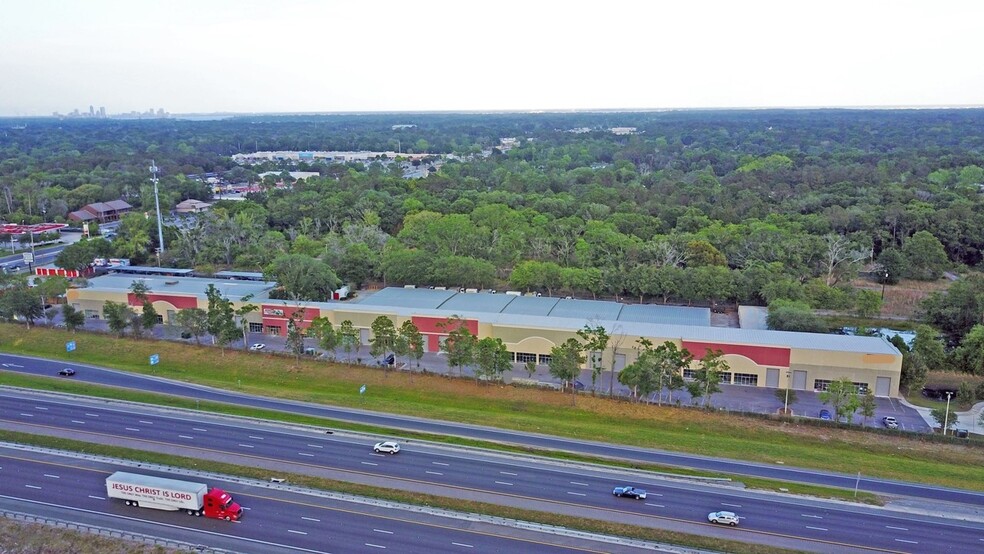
[1,0,983,116]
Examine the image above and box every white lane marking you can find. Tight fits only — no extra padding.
[569,481,590,486]
[71,420,85,424]
[192,428,207,432]
[179,435,194,439]
[886,525,908,531]
[425,471,443,475]
[125,427,140,431]
[373,529,393,534]
[499,471,517,476]
[43,474,59,479]
[361,462,377,466]
[452,543,474,548]
[805,526,828,531]
[25,485,41,489]
[721,503,742,508]
[494,481,513,486]
[35,406,48,410]
[242,507,251,510]
[801,514,823,519]
[301,517,320,522]
[249,436,264,440]
[364,543,386,549]
[84,413,99,417]
[238,444,254,448]
[139,420,153,424]
[88,495,105,500]
[567,491,586,496]
[895,539,918,544]
[645,503,665,507]
[307,444,323,448]
[298,452,315,457]
[19,413,33,417]
[432,462,449,466]
[287,529,307,535]
[647,492,663,497]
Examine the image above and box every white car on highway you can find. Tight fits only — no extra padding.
[373,441,401,454]
[708,510,740,526]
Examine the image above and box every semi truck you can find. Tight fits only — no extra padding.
[105,471,243,521]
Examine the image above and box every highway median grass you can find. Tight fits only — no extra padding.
[2,324,983,494]
[0,430,808,554]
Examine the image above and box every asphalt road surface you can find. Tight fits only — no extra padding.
[0,446,635,553]
[1,352,980,506]
[2,391,983,553]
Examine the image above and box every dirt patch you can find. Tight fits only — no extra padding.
[849,276,953,319]
[0,517,174,553]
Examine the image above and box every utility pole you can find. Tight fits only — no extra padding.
[944,391,953,436]
[150,161,165,255]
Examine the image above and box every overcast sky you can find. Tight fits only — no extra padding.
[2,0,982,116]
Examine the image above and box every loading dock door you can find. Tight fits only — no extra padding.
[792,370,807,390]
[766,368,779,388]
[875,377,891,397]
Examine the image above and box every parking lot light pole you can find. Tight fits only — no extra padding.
[783,371,791,415]
[944,391,953,435]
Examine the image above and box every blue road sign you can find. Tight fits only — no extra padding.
[359,384,366,395]
[66,341,76,352]
[149,354,160,365]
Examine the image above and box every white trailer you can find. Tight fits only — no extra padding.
[105,471,242,520]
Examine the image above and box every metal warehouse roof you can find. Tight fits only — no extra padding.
[619,304,710,327]
[86,274,275,302]
[108,266,195,276]
[356,287,458,309]
[213,270,266,281]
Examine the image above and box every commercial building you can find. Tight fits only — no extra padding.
[65,273,902,397]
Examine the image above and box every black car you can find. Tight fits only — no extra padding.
[612,485,647,500]
[58,368,76,377]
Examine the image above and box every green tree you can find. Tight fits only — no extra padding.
[474,337,510,384]
[854,290,883,319]
[369,316,398,366]
[686,349,727,407]
[61,304,86,332]
[235,297,259,350]
[264,254,340,301]
[548,338,585,405]
[767,300,826,333]
[205,284,238,351]
[931,406,958,434]
[444,319,476,377]
[175,308,209,345]
[902,230,949,281]
[524,359,537,379]
[285,313,305,359]
[876,248,906,285]
[0,283,44,327]
[338,320,361,362]
[819,378,861,423]
[397,320,424,370]
[102,301,134,337]
[952,325,984,375]
[774,388,798,415]
[309,317,339,360]
[577,325,610,395]
[859,388,876,426]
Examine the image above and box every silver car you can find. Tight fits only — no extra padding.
[708,511,740,526]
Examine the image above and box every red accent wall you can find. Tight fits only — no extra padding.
[260,305,320,331]
[682,341,790,367]
[411,316,478,335]
[128,293,199,310]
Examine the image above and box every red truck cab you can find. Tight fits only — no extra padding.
[204,488,243,521]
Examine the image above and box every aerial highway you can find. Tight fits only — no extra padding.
[1,351,983,506]
[0,445,633,553]
[2,390,982,553]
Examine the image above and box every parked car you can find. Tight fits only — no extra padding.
[819,409,832,420]
[248,343,266,351]
[882,416,899,429]
[708,510,740,526]
[373,441,401,454]
[58,368,76,377]
[573,379,585,391]
[612,486,647,500]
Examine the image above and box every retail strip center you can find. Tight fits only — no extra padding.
[66,268,902,397]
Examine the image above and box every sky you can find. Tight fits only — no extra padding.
[2,0,983,116]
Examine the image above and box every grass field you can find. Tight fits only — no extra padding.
[2,324,983,492]
[0,517,173,554]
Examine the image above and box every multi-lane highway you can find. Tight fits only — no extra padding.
[0,446,632,553]
[2,390,982,553]
[2,351,983,506]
